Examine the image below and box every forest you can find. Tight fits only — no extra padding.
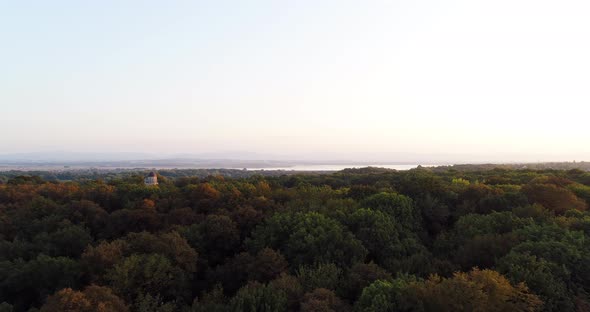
[1,166,590,311]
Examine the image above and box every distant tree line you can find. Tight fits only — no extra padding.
[0,168,329,184]
[1,166,590,311]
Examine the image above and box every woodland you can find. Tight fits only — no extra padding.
[1,166,590,311]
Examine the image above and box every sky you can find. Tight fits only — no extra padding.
[1,0,590,163]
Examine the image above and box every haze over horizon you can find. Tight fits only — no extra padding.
[0,150,586,165]
[2,1,590,163]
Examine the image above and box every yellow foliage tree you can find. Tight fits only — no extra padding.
[41,285,128,312]
[417,268,543,312]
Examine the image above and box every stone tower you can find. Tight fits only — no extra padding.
[144,171,158,186]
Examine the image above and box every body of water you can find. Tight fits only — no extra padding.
[242,164,440,171]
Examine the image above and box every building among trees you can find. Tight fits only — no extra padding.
[144,171,158,186]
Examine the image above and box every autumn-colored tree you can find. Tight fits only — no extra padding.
[138,199,156,211]
[81,240,126,282]
[188,183,221,212]
[248,248,288,282]
[255,181,272,197]
[417,268,542,312]
[41,288,91,312]
[301,288,350,312]
[522,183,587,214]
[122,231,198,273]
[41,285,128,312]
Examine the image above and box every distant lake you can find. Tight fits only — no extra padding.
[241,164,440,171]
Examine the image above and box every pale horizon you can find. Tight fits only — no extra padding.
[2,1,590,163]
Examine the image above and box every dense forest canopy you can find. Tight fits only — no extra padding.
[1,166,590,311]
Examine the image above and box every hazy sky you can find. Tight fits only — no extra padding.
[2,0,590,162]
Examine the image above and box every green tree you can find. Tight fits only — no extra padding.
[340,262,392,301]
[106,254,189,303]
[229,282,287,312]
[35,224,93,258]
[361,193,421,232]
[340,208,402,265]
[0,255,82,310]
[133,293,176,312]
[498,252,573,311]
[191,284,228,312]
[182,214,240,266]
[297,263,343,292]
[355,279,416,312]
[247,212,367,267]
[0,303,12,312]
